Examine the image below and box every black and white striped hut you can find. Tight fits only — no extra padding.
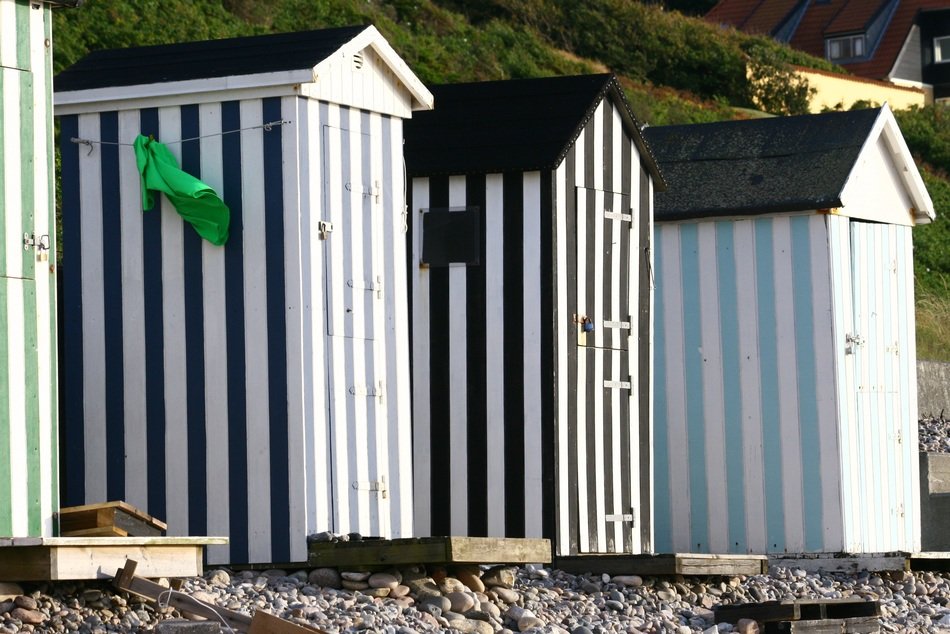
[54,26,433,565]
[404,74,665,557]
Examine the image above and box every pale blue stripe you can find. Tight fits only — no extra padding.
[828,217,853,546]
[754,218,785,551]
[680,224,709,550]
[715,221,746,552]
[881,230,898,546]
[652,232,672,553]
[790,216,823,551]
[897,227,915,542]
[866,226,885,544]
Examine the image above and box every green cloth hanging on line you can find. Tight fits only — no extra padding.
[133,134,230,246]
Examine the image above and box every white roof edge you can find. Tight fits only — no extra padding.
[54,69,315,108]
[875,102,936,224]
[332,24,434,111]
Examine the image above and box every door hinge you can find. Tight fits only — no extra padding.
[604,210,633,223]
[352,475,388,499]
[604,378,632,390]
[605,509,636,527]
[346,276,383,299]
[346,180,381,203]
[348,381,385,403]
[845,333,865,355]
[603,320,631,330]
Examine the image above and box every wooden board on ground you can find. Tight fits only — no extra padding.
[308,537,551,568]
[0,537,226,581]
[59,500,167,537]
[554,553,768,576]
[908,552,950,571]
[770,554,908,574]
[715,599,880,624]
[764,617,880,633]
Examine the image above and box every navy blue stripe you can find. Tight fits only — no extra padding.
[100,111,125,502]
[222,101,249,563]
[180,104,207,538]
[502,171,525,538]
[428,176,451,537]
[637,164,652,551]
[465,173,488,537]
[59,114,84,506]
[564,146,579,555]
[140,108,167,522]
[262,97,290,562]
[538,170,556,544]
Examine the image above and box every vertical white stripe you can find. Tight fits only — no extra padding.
[575,189,590,551]
[734,220,766,553]
[523,171,543,538]
[0,1,16,69]
[555,163,570,556]
[198,102,229,563]
[901,226,921,551]
[77,113,106,505]
[239,98,271,561]
[282,96,307,560]
[592,103,603,191]
[118,109,148,511]
[659,226,690,552]
[643,175,653,554]
[410,176,431,536]
[484,173,505,537]
[448,175,468,535]
[810,215,842,551]
[592,189,607,553]
[7,277,26,535]
[3,72,22,280]
[159,108,189,538]
[698,222,728,553]
[771,216,804,552]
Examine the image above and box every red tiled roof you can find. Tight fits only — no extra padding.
[705,0,950,82]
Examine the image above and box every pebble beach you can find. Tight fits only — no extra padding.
[1,415,947,634]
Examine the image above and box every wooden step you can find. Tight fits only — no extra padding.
[59,501,167,537]
[715,598,880,624]
[308,536,551,568]
[554,553,768,576]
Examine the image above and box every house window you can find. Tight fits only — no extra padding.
[421,206,480,267]
[936,36,950,63]
[827,34,866,61]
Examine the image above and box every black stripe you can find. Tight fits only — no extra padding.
[603,101,614,196]
[601,201,615,552]
[621,129,635,552]
[585,116,595,190]
[263,97,290,562]
[180,103,207,539]
[427,176,451,537]
[100,110,125,503]
[222,101,249,563]
[618,192,633,552]
[59,114,84,506]
[638,164,653,552]
[502,171,525,538]
[538,170,556,544]
[465,173,488,537]
[584,186,598,552]
[140,108,167,522]
[564,147,579,555]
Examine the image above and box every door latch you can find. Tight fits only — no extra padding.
[845,333,865,354]
[318,221,333,240]
[23,233,50,261]
[352,475,388,499]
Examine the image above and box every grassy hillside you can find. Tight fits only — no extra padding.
[52,0,950,359]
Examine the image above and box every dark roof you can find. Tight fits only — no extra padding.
[404,73,663,186]
[642,108,881,221]
[55,25,368,92]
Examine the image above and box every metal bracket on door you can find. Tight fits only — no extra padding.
[604,379,632,390]
[604,510,636,527]
[604,210,633,222]
[845,333,865,355]
[23,233,50,262]
[352,475,388,499]
[348,381,385,403]
[346,276,383,299]
[318,221,333,240]
[603,320,631,330]
[345,181,381,203]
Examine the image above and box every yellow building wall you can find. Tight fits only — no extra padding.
[794,66,928,112]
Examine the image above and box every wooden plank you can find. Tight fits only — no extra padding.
[799,600,880,620]
[60,526,129,537]
[308,537,552,568]
[247,610,328,634]
[555,553,767,576]
[59,500,168,533]
[445,537,551,564]
[765,617,880,633]
[770,555,907,574]
[11,537,227,546]
[909,552,950,572]
[0,547,52,581]
[715,601,801,624]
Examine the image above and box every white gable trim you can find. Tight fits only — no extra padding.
[840,103,935,225]
[55,25,433,115]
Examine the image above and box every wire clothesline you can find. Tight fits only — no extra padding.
[69,119,292,155]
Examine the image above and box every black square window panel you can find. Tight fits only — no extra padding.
[421,207,480,266]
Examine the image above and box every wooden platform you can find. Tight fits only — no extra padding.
[308,537,551,568]
[769,553,909,574]
[0,537,227,581]
[908,551,950,571]
[715,598,880,633]
[59,500,167,537]
[554,553,768,576]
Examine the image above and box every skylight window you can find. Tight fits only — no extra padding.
[936,36,950,63]
[827,34,866,61]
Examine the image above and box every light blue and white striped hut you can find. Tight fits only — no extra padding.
[643,105,935,555]
[54,26,433,564]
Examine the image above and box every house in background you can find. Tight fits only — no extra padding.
[55,25,432,565]
[404,74,663,558]
[643,105,934,556]
[706,0,950,103]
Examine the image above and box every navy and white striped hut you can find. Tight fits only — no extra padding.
[643,105,935,556]
[404,74,665,557]
[54,25,433,564]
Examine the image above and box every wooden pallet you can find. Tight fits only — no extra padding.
[308,536,551,568]
[0,536,226,581]
[908,551,950,571]
[769,553,908,574]
[59,501,167,537]
[715,598,880,633]
[555,553,768,576]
